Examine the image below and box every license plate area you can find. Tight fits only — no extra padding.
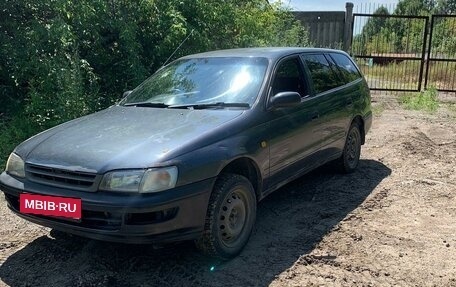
[20,193,82,220]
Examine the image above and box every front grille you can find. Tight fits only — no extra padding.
[26,164,99,191]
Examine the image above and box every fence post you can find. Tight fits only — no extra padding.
[344,2,354,52]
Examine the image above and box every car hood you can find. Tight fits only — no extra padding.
[18,106,244,173]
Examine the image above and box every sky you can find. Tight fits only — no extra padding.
[279,0,399,11]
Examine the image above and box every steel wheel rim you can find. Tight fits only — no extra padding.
[218,188,248,247]
[346,128,360,168]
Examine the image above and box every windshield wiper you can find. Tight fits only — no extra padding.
[123,102,170,108]
[169,102,250,110]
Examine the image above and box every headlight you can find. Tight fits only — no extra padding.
[140,167,178,193]
[99,166,178,193]
[6,153,25,178]
[99,170,144,192]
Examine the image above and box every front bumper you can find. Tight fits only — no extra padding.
[0,172,214,244]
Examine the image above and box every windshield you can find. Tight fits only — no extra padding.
[120,57,269,107]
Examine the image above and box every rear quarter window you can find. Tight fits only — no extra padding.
[330,53,362,83]
[301,54,344,94]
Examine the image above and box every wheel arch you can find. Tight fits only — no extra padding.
[351,115,365,145]
[218,157,263,201]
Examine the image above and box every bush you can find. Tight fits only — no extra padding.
[400,87,439,112]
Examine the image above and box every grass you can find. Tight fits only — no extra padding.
[400,87,439,113]
[358,60,456,91]
[359,60,421,90]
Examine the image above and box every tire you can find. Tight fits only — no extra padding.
[335,122,362,173]
[195,173,256,259]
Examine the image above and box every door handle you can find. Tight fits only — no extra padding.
[346,100,353,107]
[311,113,319,120]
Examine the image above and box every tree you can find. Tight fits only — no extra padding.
[0,0,309,124]
[432,17,456,56]
[434,0,456,14]
[353,6,390,55]
[362,6,390,40]
[394,0,434,15]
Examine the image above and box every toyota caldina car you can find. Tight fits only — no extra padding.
[1,48,371,259]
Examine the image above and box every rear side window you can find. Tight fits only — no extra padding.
[301,54,343,94]
[330,53,362,83]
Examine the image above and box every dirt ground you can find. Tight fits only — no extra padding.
[1,93,456,287]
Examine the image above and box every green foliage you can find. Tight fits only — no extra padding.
[365,29,398,54]
[0,0,310,170]
[434,0,456,14]
[431,17,456,56]
[353,6,390,56]
[233,1,310,47]
[353,0,455,92]
[363,6,390,40]
[359,57,455,91]
[0,116,38,171]
[400,86,439,112]
[395,0,434,15]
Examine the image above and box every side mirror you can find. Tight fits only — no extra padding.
[270,92,302,109]
[123,90,132,98]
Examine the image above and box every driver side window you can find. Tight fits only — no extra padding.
[271,57,308,97]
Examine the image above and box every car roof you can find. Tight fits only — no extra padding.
[180,47,347,61]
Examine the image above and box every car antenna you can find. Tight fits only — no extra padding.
[161,29,195,68]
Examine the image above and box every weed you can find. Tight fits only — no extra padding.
[400,86,439,112]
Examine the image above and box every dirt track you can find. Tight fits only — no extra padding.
[1,94,456,287]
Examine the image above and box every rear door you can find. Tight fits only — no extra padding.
[300,53,352,159]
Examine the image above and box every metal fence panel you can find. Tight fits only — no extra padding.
[351,14,429,92]
[425,15,456,92]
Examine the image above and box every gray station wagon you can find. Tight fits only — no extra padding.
[1,47,371,259]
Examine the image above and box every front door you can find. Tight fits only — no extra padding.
[266,56,322,190]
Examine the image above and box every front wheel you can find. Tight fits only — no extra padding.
[195,173,256,259]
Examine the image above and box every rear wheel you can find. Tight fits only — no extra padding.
[336,122,362,173]
[195,173,256,259]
